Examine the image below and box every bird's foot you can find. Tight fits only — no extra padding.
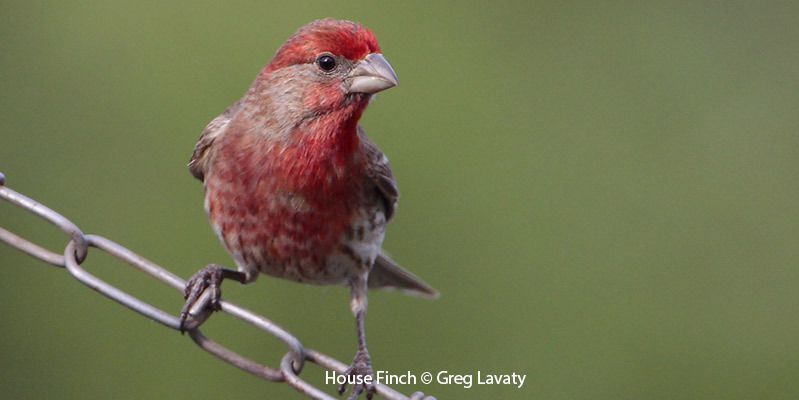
[338,349,376,400]
[179,264,229,332]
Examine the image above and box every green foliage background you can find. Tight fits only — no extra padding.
[2,2,798,399]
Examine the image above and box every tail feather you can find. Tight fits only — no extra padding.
[368,252,439,299]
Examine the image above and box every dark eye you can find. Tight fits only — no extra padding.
[316,55,336,72]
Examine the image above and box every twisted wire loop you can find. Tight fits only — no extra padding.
[0,173,436,400]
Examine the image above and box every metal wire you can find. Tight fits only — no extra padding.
[0,172,436,400]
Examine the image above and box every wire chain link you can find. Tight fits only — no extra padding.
[0,172,436,400]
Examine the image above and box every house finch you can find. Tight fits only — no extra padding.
[180,19,438,399]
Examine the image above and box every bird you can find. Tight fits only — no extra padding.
[179,19,438,399]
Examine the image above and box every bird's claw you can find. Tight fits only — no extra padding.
[338,350,376,400]
[179,264,224,333]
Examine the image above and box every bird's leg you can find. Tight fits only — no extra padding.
[179,263,249,332]
[339,272,376,400]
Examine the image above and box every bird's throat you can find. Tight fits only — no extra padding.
[276,100,367,202]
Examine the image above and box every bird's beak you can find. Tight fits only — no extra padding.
[346,53,399,94]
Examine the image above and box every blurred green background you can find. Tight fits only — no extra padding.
[2,1,799,399]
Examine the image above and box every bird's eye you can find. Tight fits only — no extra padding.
[316,55,337,72]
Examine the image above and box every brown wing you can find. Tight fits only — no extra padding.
[358,127,439,298]
[188,100,242,181]
[358,126,399,220]
[358,127,438,298]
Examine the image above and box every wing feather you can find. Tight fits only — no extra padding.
[188,100,242,181]
[358,126,399,220]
